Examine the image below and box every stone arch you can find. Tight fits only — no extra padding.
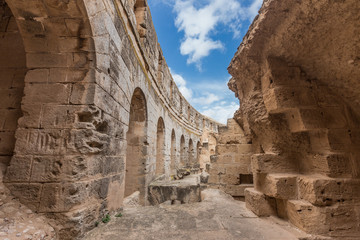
[180,135,186,167]
[196,141,201,164]
[188,138,194,166]
[155,117,165,176]
[0,0,26,180]
[170,129,176,174]
[125,88,147,203]
[2,0,96,238]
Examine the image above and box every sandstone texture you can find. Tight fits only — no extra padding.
[84,189,310,240]
[207,119,253,198]
[0,0,221,238]
[228,0,360,239]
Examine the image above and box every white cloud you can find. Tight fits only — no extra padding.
[170,70,239,124]
[248,0,263,20]
[201,102,239,124]
[172,71,193,99]
[172,0,262,68]
[192,93,220,105]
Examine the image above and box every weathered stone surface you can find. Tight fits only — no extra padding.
[228,0,360,238]
[244,188,276,217]
[148,175,201,205]
[0,0,221,238]
[84,189,309,240]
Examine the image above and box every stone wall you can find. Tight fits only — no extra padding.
[0,1,25,180]
[228,0,360,238]
[0,0,222,238]
[208,119,253,198]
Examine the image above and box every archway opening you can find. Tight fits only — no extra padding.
[196,141,201,164]
[125,88,147,200]
[188,139,194,166]
[155,117,165,176]
[0,1,26,179]
[180,135,185,167]
[170,129,176,174]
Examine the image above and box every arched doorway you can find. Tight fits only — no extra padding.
[155,117,165,176]
[0,0,26,179]
[125,88,147,202]
[188,139,194,166]
[196,141,201,164]
[170,129,176,174]
[180,135,186,167]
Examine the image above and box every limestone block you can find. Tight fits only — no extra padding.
[41,105,80,129]
[218,133,248,144]
[14,129,65,155]
[216,144,252,155]
[17,104,42,128]
[263,86,316,114]
[29,156,97,183]
[26,53,73,68]
[6,183,42,203]
[262,59,305,90]
[39,183,84,213]
[70,83,96,105]
[310,129,352,152]
[245,188,276,217]
[262,174,298,200]
[298,176,360,206]
[309,153,352,178]
[286,107,348,132]
[23,83,70,104]
[25,69,49,83]
[148,176,201,205]
[4,155,32,182]
[287,200,328,235]
[251,154,297,174]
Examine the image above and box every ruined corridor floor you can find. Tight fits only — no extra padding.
[84,189,309,240]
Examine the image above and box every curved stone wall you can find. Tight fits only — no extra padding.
[0,0,222,238]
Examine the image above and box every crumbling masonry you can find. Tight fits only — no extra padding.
[0,0,359,239]
[228,0,360,239]
[0,0,221,238]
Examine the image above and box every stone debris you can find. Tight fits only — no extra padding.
[0,183,55,240]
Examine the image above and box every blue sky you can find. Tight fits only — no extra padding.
[148,0,262,124]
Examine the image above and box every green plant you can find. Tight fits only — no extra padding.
[102,214,111,223]
[115,213,123,218]
[95,221,99,227]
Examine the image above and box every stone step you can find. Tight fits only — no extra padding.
[309,129,360,153]
[260,173,298,200]
[244,188,276,217]
[305,153,352,178]
[287,199,360,237]
[251,153,298,174]
[263,86,316,114]
[284,107,348,133]
[298,175,360,207]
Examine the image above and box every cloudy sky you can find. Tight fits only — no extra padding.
[148,0,262,124]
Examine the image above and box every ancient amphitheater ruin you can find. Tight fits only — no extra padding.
[0,0,359,239]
